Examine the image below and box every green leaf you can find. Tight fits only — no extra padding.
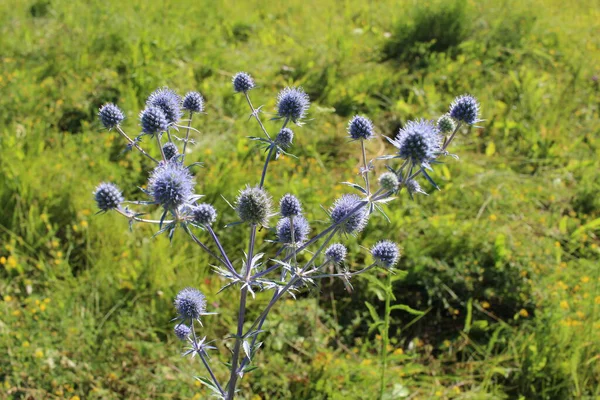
[364,301,381,323]
[389,304,424,315]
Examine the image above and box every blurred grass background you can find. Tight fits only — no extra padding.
[0,0,599,398]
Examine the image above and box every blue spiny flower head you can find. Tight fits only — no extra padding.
[449,94,480,125]
[140,106,168,135]
[277,215,310,244]
[236,186,272,226]
[390,119,441,166]
[437,114,456,134]
[371,240,400,268]
[405,179,427,197]
[174,287,206,320]
[146,87,182,125]
[174,323,191,340]
[280,193,302,217]
[325,243,347,265]
[275,127,294,149]
[378,172,399,193]
[162,142,179,161]
[276,87,310,123]
[330,194,369,235]
[232,72,255,93]
[348,115,374,140]
[98,103,124,129]
[192,203,217,226]
[94,182,124,212]
[182,91,204,113]
[148,161,195,209]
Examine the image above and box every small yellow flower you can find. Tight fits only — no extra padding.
[595,296,600,305]
[560,300,569,310]
[393,348,404,355]
[4,295,12,302]
[34,349,44,358]
[70,396,81,400]
[0,256,6,265]
[489,214,497,221]
[519,309,529,317]
[22,341,30,348]
[481,301,491,309]
[581,276,590,283]
[7,256,17,268]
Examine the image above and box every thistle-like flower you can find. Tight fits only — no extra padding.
[140,106,169,135]
[98,103,124,129]
[276,216,310,244]
[94,182,124,212]
[182,91,204,113]
[449,95,480,125]
[146,87,182,125]
[330,194,369,235]
[371,240,399,268]
[276,87,310,123]
[348,115,374,140]
[232,72,255,93]
[174,324,192,340]
[275,128,294,149]
[162,142,179,161]
[437,114,456,134]
[192,203,217,226]
[236,186,272,226]
[174,287,206,320]
[378,172,399,193]
[404,179,427,197]
[148,161,195,209]
[390,119,441,167]
[325,243,347,265]
[280,194,302,218]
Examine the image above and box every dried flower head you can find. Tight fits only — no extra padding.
[330,194,369,235]
[182,91,204,113]
[276,87,310,123]
[275,128,294,149]
[371,240,399,268]
[98,103,124,129]
[378,172,399,193]
[148,161,195,209]
[236,186,272,226]
[348,115,374,140]
[94,182,124,212]
[146,87,182,125]
[162,142,179,161]
[232,72,255,93]
[174,324,191,340]
[449,95,480,125]
[390,119,441,166]
[192,203,217,226]
[140,106,169,135]
[325,243,347,265]
[174,287,206,320]
[280,194,302,218]
[276,216,310,244]
[437,114,456,134]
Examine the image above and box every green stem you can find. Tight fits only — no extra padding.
[380,271,392,399]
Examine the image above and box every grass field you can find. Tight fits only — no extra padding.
[1,0,599,398]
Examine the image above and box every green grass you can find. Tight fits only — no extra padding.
[0,0,599,399]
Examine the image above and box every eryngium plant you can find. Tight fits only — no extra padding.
[93,74,480,399]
